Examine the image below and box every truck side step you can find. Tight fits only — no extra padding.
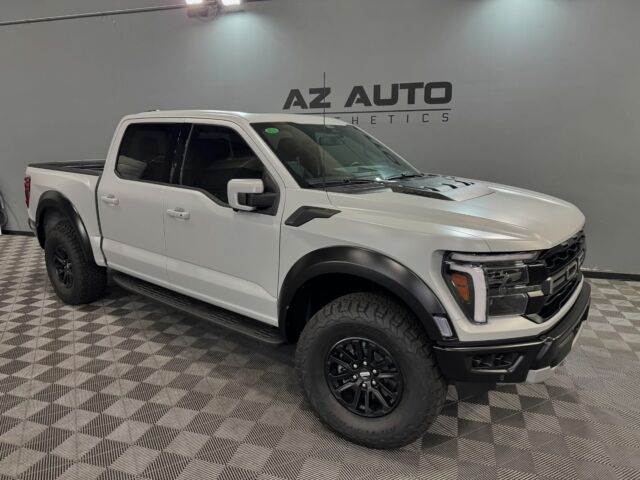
[112,273,285,345]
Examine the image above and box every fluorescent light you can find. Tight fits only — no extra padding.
[220,0,242,6]
[185,0,204,5]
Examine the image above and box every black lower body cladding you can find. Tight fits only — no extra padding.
[433,282,591,383]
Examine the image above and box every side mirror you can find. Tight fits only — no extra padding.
[228,179,264,211]
[228,178,278,213]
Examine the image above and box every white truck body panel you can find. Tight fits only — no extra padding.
[27,167,106,266]
[278,187,584,342]
[163,182,282,324]
[97,118,181,284]
[25,109,587,344]
[98,178,169,283]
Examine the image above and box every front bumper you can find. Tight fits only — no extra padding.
[433,281,590,383]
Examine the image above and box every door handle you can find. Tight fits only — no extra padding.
[101,194,119,206]
[166,208,190,220]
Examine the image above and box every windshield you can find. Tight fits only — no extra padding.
[253,122,421,187]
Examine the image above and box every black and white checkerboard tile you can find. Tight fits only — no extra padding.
[1,234,639,480]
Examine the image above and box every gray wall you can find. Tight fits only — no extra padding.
[1,0,638,273]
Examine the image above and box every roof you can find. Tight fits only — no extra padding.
[123,110,348,125]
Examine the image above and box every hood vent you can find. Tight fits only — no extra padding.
[390,176,494,202]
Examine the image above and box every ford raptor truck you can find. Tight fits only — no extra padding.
[24,110,590,448]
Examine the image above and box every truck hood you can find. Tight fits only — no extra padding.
[325,175,585,251]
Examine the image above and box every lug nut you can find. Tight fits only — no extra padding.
[372,369,377,374]
[363,361,368,366]
[372,380,377,386]
[353,364,358,369]
[352,374,357,380]
[362,382,368,388]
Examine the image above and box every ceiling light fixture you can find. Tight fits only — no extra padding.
[185,0,245,18]
[185,0,212,18]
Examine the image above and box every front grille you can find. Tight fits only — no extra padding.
[539,231,586,275]
[527,230,586,322]
[537,277,580,320]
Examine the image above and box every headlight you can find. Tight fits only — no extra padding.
[443,251,542,324]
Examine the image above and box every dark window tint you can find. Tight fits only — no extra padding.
[179,125,266,204]
[116,123,183,183]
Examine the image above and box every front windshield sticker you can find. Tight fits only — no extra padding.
[264,127,280,134]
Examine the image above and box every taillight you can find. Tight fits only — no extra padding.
[24,176,31,208]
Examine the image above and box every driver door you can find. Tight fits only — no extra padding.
[163,121,283,325]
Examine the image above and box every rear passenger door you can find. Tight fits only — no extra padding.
[163,121,283,325]
[98,121,186,284]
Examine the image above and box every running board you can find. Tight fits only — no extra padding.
[112,273,284,345]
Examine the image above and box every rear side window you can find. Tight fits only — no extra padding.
[178,125,266,204]
[116,123,183,183]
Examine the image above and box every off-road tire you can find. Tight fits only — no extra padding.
[296,292,446,449]
[44,221,106,305]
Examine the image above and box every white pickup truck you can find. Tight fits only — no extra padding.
[25,110,590,448]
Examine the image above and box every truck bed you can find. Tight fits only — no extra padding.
[28,160,105,176]
[26,160,106,266]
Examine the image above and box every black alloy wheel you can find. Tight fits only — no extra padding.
[325,337,403,417]
[52,244,74,288]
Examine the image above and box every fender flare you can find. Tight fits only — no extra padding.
[278,246,451,342]
[35,191,94,261]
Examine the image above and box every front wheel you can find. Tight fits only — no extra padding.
[295,293,446,449]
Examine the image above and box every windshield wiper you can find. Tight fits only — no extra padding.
[384,173,425,181]
[311,178,382,188]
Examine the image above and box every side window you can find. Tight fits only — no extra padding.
[116,123,183,183]
[180,125,266,204]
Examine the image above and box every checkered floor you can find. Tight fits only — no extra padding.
[1,235,640,480]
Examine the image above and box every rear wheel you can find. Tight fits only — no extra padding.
[295,292,446,449]
[44,221,106,304]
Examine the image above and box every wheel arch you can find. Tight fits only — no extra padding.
[35,191,93,262]
[278,246,450,343]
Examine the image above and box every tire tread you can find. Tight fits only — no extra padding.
[296,292,446,449]
[45,221,106,304]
